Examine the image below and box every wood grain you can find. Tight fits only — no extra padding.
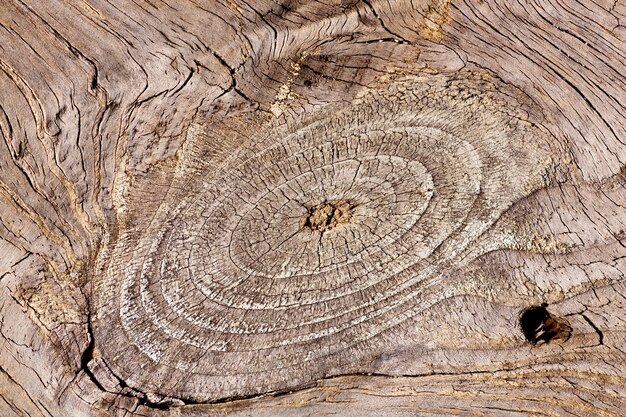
[1,0,625,416]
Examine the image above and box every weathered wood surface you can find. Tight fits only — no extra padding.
[1,0,626,416]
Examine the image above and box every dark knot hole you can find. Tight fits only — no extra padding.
[520,304,572,344]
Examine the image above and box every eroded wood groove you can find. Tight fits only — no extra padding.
[1,0,626,416]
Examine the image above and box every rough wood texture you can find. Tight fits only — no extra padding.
[1,0,626,416]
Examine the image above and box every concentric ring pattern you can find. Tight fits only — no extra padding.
[95,73,556,401]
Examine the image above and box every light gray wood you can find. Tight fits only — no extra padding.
[1,0,626,415]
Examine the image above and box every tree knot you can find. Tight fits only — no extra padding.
[302,200,354,232]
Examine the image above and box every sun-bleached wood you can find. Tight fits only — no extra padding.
[1,0,626,416]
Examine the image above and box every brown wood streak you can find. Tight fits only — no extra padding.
[0,0,625,416]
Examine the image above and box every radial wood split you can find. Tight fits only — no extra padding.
[1,0,626,416]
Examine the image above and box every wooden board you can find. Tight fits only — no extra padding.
[1,0,626,415]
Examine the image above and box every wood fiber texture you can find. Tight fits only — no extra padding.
[1,0,626,416]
